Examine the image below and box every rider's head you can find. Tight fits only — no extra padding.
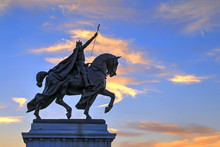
[76,40,82,47]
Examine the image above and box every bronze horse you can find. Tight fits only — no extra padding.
[27,53,120,119]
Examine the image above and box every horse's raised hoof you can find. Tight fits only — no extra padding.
[105,106,112,113]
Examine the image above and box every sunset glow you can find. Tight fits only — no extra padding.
[1,0,220,147]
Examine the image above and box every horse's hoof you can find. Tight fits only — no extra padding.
[66,112,71,119]
[34,113,41,120]
[105,106,112,113]
[35,116,41,120]
[86,116,92,120]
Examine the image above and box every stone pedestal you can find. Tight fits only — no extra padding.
[22,119,116,147]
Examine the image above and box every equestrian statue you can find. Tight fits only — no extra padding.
[26,25,120,120]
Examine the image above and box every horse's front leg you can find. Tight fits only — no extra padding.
[100,89,115,113]
[84,102,92,120]
[34,104,41,119]
[84,93,98,119]
[56,83,72,119]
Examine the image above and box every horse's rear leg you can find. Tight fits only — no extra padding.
[34,104,41,119]
[56,83,72,119]
[100,89,115,113]
[84,102,92,120]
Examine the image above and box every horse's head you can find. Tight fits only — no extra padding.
[106,56,120,77]
[91,53,120,77]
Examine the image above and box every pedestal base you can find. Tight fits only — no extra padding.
[22,119,116,147]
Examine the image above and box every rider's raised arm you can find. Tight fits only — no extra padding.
[82,32,98,49]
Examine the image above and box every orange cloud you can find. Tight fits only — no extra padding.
[0,116,22,124]
[31,29,150,65]
[98,77,144,107]
[118,135,220,147]
[12,97,27,107]
[45,56,67,64]
[127,121,214,136]
[71,30,150,64]
[168,75,205,84]
[30,39,75,53]
[85,56,96,63]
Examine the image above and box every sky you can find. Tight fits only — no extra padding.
[0,0,220,146]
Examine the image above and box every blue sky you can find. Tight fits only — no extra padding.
[1,0,220,146]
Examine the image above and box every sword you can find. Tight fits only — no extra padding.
[91,24,100,56]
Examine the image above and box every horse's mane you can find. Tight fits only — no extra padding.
[91,53,116,67]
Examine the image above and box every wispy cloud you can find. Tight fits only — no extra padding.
[0,116,23,124]
[108,128,142,137]
[50,20,95,31]
[118,135,220,147]
[58,0,136,21]
[120,121,220,147]
[42,22,51,27]
[206,48,220,63]
[76,21,94,26]
[12,97,27,108]
[207,48,220,56]
[30,39,75,53]
[0,0,10,11]
[168,75,207,84]
[0,105,7,109]
[127,121,214,136]
[2,0,136,21]
[156,0,220,35]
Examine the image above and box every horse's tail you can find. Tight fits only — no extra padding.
[36,71,48,87]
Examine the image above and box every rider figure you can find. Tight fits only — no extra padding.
[76,32,98,87]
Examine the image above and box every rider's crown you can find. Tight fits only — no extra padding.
[76,40,82,46]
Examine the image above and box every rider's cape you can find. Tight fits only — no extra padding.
[27,47,79,112]
[51,47,79,80]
